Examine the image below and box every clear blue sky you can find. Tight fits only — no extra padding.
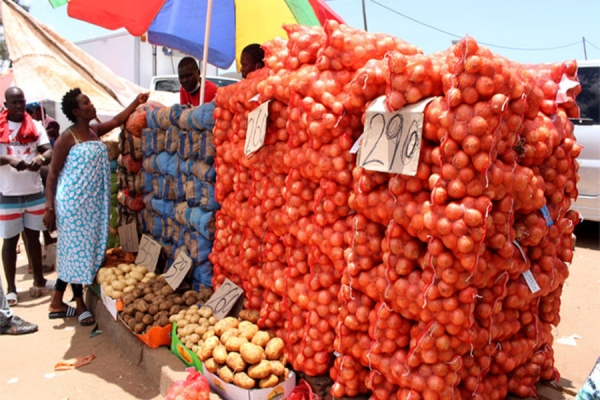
[25,0,600,65]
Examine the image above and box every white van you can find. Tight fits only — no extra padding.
[149,75,239,106]
[571,60,600,222]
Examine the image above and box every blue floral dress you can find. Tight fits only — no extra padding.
[56,138,110,284]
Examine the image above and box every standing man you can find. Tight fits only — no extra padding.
[0,87,54,305]
[178,57,218,107]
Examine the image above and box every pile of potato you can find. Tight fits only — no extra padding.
[171,305,218,351]
[196,316,290,389]
[97,264,157,299]
[120,276,213,334]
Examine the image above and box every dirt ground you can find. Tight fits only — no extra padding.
[0,221,598,399]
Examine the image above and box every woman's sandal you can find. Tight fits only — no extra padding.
[49,305,77,319]
[29,279,56,298]
[78,311,95,327]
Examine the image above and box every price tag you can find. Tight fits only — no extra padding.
[118,222,138,253]
[522,270,541,294]
[357,96,435,175]
[135,234,162,272]
[165,251,193,290]
[244,101,270,155]
[203,278,245,320]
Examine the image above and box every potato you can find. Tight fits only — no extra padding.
[217,365,234,383]
[148,304,159,316]
[133,299,149,313]
[193,325,207,335]
[219,328,239,344]
[133,323,145,333]
[127,317,136,331]
[202,330,215,340]
[112,290,124,299]
[143,287,153,295]
[173,296,184,305]
[123,304,136,316]
[233,372,256,389]
[170,305,182,315]
[161,285,174,296]
[131,288,143,299]
[189,314,200,324]
[259,374,279,388]
[251,331,271,347]
[125,277,137,287]
[239,309,260,324]
[159,299,174,311]
[199,336,220,361]
[154,311,169,322]
[185,297,198,307]
[265,338,284,360]
[270,360,285,376]
[226,352,247,372]
[208,316,218,325]
[118,263,132,273]
[135,282,148,291]
[145,272,156,279]
[213,344,228,364]
[198,306,213,319]
[214,317,239,336]
[114,268,124,276]
[124,285,136,294]
[204,358,219,373]
[122,293,136,306]
[142,314,154,326]
[238,321,259,340]
[248,360,272,379]
[225,336,248,352]
[240,342,265,365]
[189,333,201,344]
[134,265,148,274]
[143,293,156,303]
[135,311,145,323]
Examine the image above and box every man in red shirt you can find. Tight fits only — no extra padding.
[178,57,217,107]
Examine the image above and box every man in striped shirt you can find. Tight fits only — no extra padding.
[0,87,53,305]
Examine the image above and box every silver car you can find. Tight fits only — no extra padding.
[571,60,600,222]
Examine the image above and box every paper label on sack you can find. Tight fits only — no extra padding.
[556,74,579,104]
[522,270,541,293]
[135,235,161,272]
[203,278,245,319]
[245,101,270,155]
[118,222,139,253]
[165,251,193,290]
[357,96,435,175]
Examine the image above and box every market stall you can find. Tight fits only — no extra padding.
[101,21,582,400]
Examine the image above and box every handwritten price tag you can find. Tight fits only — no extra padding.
[118,222,138,253]
[522,270,541,294]
[165,251,193,290]
[203,278,245,319]
[244,101,270,156]
[135,235,162,272]
[357,96,435,175]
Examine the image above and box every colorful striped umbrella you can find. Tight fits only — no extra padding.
[54,0,344,70]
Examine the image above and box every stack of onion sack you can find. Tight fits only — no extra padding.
[101,130,121,248]
[212,20,582,399]
[140,102,219,290]
[116,105,146,235]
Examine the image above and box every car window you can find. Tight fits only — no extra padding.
[207,78,238,87]
[155,79,180,93]
[577,66,600,125]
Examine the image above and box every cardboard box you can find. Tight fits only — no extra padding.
[170,322,203,372]
[203,369,296,400]
[100,284,123,321]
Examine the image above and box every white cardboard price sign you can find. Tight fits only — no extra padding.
[118,222,138,253]
[203,278,245,320]
[244,101,270,156]
[357,96,435,175]
[135,234,162,272]
[165,251,193,290]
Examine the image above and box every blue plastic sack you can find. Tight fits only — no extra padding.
[185,207,216,241]
[179,101,216,132]
[183,228,214,263]
[165,126,180,155]
[143,194,176,217]
[184,177,220,210]
[192,260,214,289]
[153,152,179,178]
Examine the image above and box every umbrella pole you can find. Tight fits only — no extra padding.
[199,0,213,107]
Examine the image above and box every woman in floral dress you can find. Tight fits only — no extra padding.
[43,88,147,326]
